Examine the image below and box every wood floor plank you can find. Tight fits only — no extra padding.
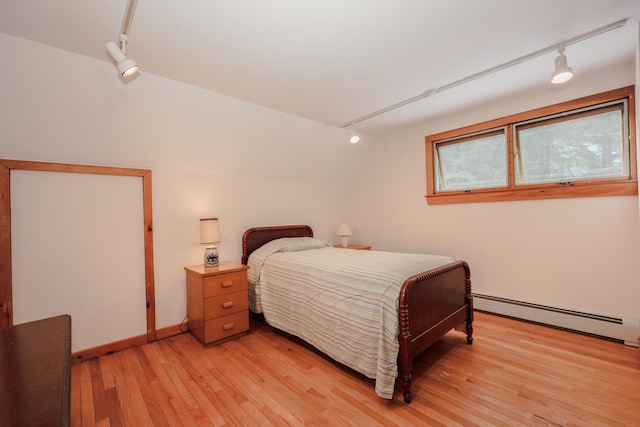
[70,312,640,426]
[98,353,116,390]
[125,347,174,427]
[71,361,83,427]
[110,351,155,426]
[89,359,108,423]
[101,386,124,427]
[78,361,96,427]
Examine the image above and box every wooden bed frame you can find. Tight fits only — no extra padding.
[241,224,473,403]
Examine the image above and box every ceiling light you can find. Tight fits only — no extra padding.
[349,123,360,144]
[341,19,626,128]
[107,0,140,78]
[551,48,573,84]
[106,41,139,77]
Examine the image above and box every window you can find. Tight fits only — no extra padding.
[425,86,637,204]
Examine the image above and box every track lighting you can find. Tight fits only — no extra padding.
[349,123,360,144]
[341,19,625,128]
[107,0,140,78]
[106,41,139,77]
[551,48,573,85]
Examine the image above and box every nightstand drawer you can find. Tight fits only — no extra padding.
[204,311,249,343]
[204,290,248,319]
[203,271,248,297]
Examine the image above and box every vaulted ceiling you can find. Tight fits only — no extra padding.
[1,0,638,137]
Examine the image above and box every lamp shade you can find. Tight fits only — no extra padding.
[336,222,352,236]
[200,218,220,244]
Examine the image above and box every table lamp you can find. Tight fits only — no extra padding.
[336,222,352,247]
[200,218,220,266]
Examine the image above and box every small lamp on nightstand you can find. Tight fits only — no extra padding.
[336,222,352,247]
[200,218,220,267]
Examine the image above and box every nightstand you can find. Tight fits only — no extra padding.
[184,262,249,346]
[334,244,372,250]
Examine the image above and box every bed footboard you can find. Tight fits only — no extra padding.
[398,260,473,403]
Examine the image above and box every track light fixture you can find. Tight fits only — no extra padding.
[107,0,140,78]
[341,19,625,129]
[106,39,139,77]
[349,123,360,144]
[550,48,574,85]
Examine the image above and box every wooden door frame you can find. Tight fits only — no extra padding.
[0,159,156,343]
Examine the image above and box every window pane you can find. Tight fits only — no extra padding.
[436,132,507,191]
[516,107,625,184]
[426,87,636,204]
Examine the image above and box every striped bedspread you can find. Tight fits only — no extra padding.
[247,237,456,399]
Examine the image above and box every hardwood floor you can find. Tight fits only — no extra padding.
[71,312,640,426]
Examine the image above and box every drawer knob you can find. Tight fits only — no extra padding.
[222,301,234,309]
[223,323,235,331]
[221,281,233,288]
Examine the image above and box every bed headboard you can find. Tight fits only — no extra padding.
[241,224,314,265]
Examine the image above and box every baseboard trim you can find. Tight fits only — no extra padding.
[71,323,186,362]
[72,333,149,362]
[157,323,186,340]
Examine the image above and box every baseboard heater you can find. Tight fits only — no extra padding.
[473,294,640,348]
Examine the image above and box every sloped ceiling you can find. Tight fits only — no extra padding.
[1,0,638,137]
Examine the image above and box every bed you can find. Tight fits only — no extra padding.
[242,224,473,403]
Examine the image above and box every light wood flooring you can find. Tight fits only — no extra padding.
[71,312,640,426]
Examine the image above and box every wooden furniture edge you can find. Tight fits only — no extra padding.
[241,224,313,264]
[397,260,473,403]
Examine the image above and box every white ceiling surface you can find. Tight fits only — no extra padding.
[1,0,639,137]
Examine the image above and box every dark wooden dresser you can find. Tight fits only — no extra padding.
[0,314,71,427]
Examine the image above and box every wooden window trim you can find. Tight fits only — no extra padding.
[425,86,637,205]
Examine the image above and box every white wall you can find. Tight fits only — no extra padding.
[351,57,640,321]
[2,28,639,347]
[0,33,369,337]
[11,171,147,351]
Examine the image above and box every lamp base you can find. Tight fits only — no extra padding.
[339,236,350,247]
[204,246,219,266]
